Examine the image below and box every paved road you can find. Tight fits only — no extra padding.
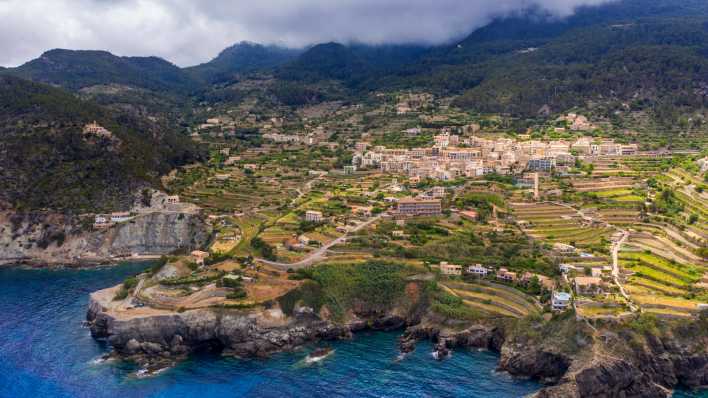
[258,213,384,270]
[610,230,638,311]
[549,201,639,312]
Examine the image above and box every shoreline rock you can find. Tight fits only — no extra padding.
[86,285,707,398]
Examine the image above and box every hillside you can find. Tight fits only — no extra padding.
[3,0,708,131]
[6,49,198,93]
[186,42,302,84]
[270,0,708,129]
[0,76,204,212]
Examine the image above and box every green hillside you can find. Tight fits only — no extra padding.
[0,76,204,212]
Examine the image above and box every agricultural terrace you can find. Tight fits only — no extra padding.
[166,161,303,214]
[441,280,542,318]
[511,202,613,249]
[619,249,707,318]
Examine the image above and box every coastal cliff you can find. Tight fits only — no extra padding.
[86,283,414,371]
[399,313,708,398]
[0,210,210,266]
[85,260,707,396]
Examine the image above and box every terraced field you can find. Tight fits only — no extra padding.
[443,280,541,318]
[571,176,637,193]
[511,202,612,247]
[620,249,706,317]
[597,208,640,225]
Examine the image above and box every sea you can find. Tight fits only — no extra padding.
[0,263,704,398]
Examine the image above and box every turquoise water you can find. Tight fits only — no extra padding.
[0,265,704,398]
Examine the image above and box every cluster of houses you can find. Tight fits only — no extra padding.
[435,262,555,289]
[93,212,134,228]
[434,256,616,312]
[351,128,639,181]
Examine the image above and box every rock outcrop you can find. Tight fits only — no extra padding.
[0,210,210,266]
[86,288,416,371]
[397,316,707,398]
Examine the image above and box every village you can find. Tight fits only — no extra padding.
[89,93,707,323]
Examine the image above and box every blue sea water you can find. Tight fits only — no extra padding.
[0,264,704,398]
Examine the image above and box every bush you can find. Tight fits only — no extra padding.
[113,287,129,301]
[123,276,139,290]
[226,289,248,300]
[222,276,243,289]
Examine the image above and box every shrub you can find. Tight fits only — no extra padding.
[226,289,247,300]
[113,287,129,301]
[123,277,139,290]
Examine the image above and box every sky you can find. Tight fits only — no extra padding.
[0,0,613,67]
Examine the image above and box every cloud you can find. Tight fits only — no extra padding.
[0,0,613,67]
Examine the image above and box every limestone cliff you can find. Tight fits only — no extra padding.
[86,286,409,371]
[0,210,210,266]
[400,314,708,398]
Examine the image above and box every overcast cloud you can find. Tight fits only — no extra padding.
[0,0,613,67]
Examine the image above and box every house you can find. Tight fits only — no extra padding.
[552,292,572,311]
[298,235,312,245]
[355,142,369,152]
[305,210,323,223]
[83,121,112,138]
[559,263,576,273]
[439,262,462,276]
[110,212,132,223]
[553,243,577,255]
[527,157,556,172]
[574,276,605,296]
[466,264,489,277]
[94,214,111,228]
[521,272,555,290]
[166,195,180,205]
[496,268,518,282]
[391,230,406,238]
[343,165,356,175]
[396,198,442,217]
[460,210,479,222]
[191,250,210,266]
[351,206,373,217]
[430,186,446,198]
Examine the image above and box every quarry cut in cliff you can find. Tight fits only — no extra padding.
[0,191,211,266]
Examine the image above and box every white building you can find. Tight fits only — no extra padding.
[467,264,490,277]
[552,291,571,311]
[305,210,324,223]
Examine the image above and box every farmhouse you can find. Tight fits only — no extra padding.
[574,276,606,296]
[190,250,210,266]
[552,292,572,311]
[496,268,518,282]
[466,264,489,277]
[439,262,462,276]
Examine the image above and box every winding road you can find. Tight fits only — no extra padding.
[257,213,384,270]
[550,201,638,312]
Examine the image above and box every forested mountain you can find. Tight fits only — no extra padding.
[6,49,198,93]
[5,0,708,124]
[186,42,302,84]
[277,42,429,85]
[0,76,204,212]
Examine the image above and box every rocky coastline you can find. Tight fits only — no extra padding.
[399,315,707,398]
[86,285,707,397]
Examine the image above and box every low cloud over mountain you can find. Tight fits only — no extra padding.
[0,0,613,67]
